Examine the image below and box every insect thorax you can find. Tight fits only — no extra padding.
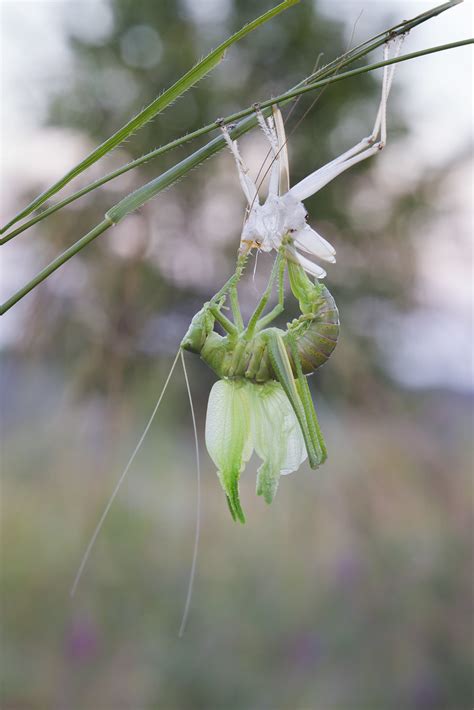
[182,281,340,381]
[241,193,307,251]
[200,329,280,383]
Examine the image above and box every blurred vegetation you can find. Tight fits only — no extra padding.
[1,1,472,708]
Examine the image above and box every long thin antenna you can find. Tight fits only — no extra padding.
[178,351,201,637]
[70,348,181,597]
[252,51,324,190]
[284,10,364,141]
[252,10,365,201]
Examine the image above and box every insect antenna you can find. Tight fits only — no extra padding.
[284,11,364,138]
[178,351,201,637]
[251,11,364,202]
[251,51,324,192]
[70,348,182,597]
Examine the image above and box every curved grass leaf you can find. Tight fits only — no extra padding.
[0,0,299,234]
[0,37,471,316]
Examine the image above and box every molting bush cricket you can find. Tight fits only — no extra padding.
[1,0,470,633]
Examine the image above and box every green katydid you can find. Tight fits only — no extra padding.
[68,246,339,630]
[1,27,470,312]
[181,247,339,522]
[71,36,407,601]
[47,6,469,628]
[185,33,406,521]
[69,98,343,621]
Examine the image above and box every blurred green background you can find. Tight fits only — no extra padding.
[1,1,472,708]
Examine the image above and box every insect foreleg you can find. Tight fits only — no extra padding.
[229,285,244,330]
[218,120,258,208]
[244,250,285,339]
[208,303,238,337]
[184,253,250,349]
[289,38,404,204]
[208,252,249,309]
[255,255,286,331]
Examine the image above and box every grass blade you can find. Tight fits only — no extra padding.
[0,0,299,235]
[1,0,467,245]
[1,38,471,316]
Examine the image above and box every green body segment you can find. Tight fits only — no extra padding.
[182,275,338,474]
[181,253,339,518]
[182,283,339,383]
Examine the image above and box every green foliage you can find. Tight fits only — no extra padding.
[1,0,299,233]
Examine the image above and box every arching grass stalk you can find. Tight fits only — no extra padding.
[1,0,467,245]
[0,37,471,316]
[0,0,301,235]
[105,40,471,224]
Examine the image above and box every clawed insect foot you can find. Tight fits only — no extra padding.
[239,239,259,255]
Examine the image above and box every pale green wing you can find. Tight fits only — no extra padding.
[205,379,253,523]
[251,381,306,504]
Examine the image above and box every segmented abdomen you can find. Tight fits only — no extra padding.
[285,285,339,375]
[188,285,339,382]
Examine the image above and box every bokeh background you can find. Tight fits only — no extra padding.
[1,1,473,708]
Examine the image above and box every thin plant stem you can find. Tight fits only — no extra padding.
[1,219,113,314]
[0,0,299,235]
[1,39,471,315]
[2,35,471,246]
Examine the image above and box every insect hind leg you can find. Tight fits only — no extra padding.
[255,254,286,332]
[254,103,282,197]
[244,250,284,339]
[289,36,405,203]
[217,119,258,207]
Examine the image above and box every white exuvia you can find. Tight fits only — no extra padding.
[220,37,404,278]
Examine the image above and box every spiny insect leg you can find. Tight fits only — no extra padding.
[254,103,281,196]
[209,304,238,336]
[255,256,286,331]
[245,341,266,381]
[205,252,249,335]
[229,284,244,331]
[208,252,248,308]
[289,37,404,203]
[287,333,327,465]
[244,251,284,339]
[218,119,259,207]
